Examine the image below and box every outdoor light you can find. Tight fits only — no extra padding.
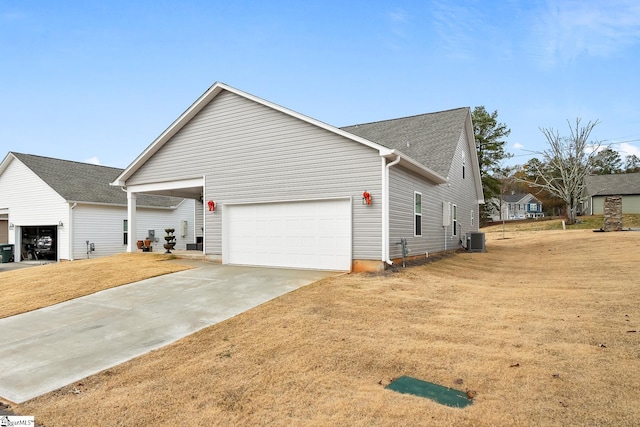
[9,223,14,230]
[58,221,64,227]
[362,191,372,205]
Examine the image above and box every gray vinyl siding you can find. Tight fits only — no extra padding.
[592,195,640,214]
[72,205,128,259]
[127,90,382,260]
[72,201,195,259]
[623,195,640,213]
[388,124,479,258]
[592,196,604,214]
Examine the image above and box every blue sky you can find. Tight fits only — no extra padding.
[2,0,639,169]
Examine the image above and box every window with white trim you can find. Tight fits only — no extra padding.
[123,219,128,245]
[462,152,466,179]
[452,204,458,236]
[414,192,422,237]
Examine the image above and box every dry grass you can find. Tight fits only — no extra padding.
[0,253,191,318]
[482,214,640,234]
[11,230,640,426]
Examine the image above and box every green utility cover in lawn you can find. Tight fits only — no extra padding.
[386,376,473,408]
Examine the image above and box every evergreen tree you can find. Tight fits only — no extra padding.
[625,154,640,173]
[590,147,622,174]
[472,106,512,223]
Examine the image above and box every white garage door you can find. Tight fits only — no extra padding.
[224,199,352,270]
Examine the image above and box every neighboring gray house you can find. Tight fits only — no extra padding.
[489,193,544,221]
[582,173,640,215]
[112,82,484,272]
[0,152,196,261]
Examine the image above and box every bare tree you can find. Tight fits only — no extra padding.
[524,119,600,225]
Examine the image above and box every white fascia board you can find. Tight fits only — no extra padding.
[66,201,176,210]
[383,150,448,184]
[0,152,16,176]
[111,82,394,187]
[464,110,485,204]
[124,177,204,194]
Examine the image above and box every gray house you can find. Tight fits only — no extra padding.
[582,173,640,215]
[0,152,194,261]
[112,82,484,272]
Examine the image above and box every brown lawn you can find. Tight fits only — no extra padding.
[7,228,640,426]
[0,253,192,319]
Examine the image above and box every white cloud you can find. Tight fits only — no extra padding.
[429,0,484,59]
[618,142,640,158]
[388,9,409,24]
[85,156,101,165]
[386,8,410,39]
[534,0,640,66]
[513,142,524,149]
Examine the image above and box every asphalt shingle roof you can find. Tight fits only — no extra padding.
[502,193,539,203]
[584,173,640,196]
[341,107,470,177]
[11,152,182,208]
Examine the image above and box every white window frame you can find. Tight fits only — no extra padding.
[452,204,458,236]
[414,192,422,237]
[462,152,466,179]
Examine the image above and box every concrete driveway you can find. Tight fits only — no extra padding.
[0,263,338,403]
[0,260,55,272]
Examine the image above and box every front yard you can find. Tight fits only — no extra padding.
[5,228,640,426]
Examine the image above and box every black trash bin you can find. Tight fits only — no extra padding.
[0,244,15,263]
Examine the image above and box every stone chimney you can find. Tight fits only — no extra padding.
[603,196,623,231]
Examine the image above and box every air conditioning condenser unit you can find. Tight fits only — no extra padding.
[467,232,486,252]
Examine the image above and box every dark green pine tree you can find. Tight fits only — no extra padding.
[472,106,512,223]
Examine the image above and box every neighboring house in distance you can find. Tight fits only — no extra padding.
[111,82,484,272]
[582,173,640,215]
[0,152,196,261]
[489,193,544,221]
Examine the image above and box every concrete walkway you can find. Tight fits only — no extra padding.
[0,263,337,403]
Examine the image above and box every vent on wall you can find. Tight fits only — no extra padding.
[466,232,486,252]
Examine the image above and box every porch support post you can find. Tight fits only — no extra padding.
[127,191,137,253]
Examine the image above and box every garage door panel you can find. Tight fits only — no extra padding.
[225,199,351,270]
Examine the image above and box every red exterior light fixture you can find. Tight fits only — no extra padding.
[362,191,372,205]
[207,200,216,211]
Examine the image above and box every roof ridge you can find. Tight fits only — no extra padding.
[11,152,123,172]
[341,107,469,128]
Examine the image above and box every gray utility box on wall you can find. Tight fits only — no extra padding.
[466,232,486,252]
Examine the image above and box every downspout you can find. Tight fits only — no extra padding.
[383,155,401,265]
[69,203,77,261]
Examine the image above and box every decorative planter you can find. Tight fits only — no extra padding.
[163,228,176,254]
[136,240,144,250]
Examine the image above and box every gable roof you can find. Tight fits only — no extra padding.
[502,193,540,204]
[112,82,450,187]
[1,152,182,208]
[341,108,469,178]
[584,173,640,196]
